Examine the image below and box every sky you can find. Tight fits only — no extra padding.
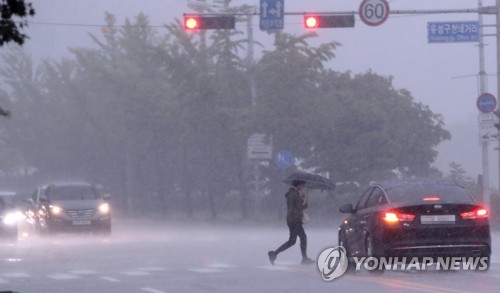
[17,0,500,189]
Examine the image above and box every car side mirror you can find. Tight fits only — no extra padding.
[103,194,111,200]
[339,203,355,214]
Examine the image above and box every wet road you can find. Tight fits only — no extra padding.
[1,219,499,293]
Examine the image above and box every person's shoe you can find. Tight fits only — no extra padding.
[302,258,314,265]
[268,251,277,266]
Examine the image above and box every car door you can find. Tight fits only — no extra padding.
[361,187,388,254]
[345,187,375,256]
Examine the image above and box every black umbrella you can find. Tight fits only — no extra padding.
[283,171,335,191]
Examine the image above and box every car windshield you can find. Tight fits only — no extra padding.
[386,184,474,205]
[47,186,98,201]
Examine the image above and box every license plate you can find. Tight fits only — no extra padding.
[421,215,456,224]
[72,220,91,226]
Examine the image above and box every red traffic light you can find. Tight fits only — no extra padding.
[303,15,355,29]
[185,17,199,30]
[304,16,319,28]
[183,15,235,30]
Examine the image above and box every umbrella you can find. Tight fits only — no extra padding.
[283,171,335,191]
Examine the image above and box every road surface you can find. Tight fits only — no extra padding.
[0,219,499,293]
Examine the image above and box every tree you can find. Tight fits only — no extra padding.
[447,161,477,192]
[0,0,35,116]
[0,0,35,46]
[0,6,453,220]
[306,71,450,184]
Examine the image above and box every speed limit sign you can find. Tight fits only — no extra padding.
[359,0,390,27]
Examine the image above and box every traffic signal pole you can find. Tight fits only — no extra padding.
[497,0,500,200]
[478,0,491,208]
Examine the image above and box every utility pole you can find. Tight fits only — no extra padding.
[496,0,500,199]
[479,0,491,208]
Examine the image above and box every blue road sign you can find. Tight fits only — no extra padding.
[427,21,479,43]
[477,93,497,114]
[275,150,294,169]
[260,0,284,30]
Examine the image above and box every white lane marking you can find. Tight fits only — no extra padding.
[47,274,79,280]
[0,278,8,284]
[70,270,98,275]
[2,273,30,278]
[255,265,294,272]
[141,288,167,293]
[120,271,151,276]
[206,263,235,269]
[188,268,223,273]
[101,276,121,282]
[138,267,167,272]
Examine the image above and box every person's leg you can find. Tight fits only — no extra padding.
[274,221,300,255]
[297,224,308,259]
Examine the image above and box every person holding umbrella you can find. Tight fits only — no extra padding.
[268,179,314,265]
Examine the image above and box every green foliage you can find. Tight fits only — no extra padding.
[0,0,35,46]
[447,161,478,193]
[0,5,451,219]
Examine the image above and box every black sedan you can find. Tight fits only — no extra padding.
[338,179,491,269]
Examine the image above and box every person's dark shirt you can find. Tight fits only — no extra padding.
[285,187,307,223]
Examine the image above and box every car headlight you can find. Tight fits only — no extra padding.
[50,205,62,215]
[98,203,110,214]
[3,211,25,225]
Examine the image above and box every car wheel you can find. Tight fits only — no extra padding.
[96,225,111,236]
[103,226,111,235]
[365,235,384,274]
[339,232,355,274]
[45,224,57,237]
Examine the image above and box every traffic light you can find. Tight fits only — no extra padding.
[184,15,235,30]
[304,15,355,29]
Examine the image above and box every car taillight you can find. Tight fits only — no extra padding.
[383,212,416,223]
[460,208,488,219]
[423,197,440,201]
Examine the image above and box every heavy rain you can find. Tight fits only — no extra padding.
[0,0,499,292]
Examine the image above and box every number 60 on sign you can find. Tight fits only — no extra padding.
[359,0,390,27]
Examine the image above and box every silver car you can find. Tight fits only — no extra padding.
[34,182,111,235]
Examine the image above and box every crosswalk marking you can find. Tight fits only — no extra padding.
[2,273,30,278]
[101,276,121,282]
[188,268,223,273]
[141,288,167,293]
[206,263,235,269]
[137,267,167,272]
[255,265,294,272]
[120,271,151,276]
[47,274,79,280]
[70,270,98,275]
